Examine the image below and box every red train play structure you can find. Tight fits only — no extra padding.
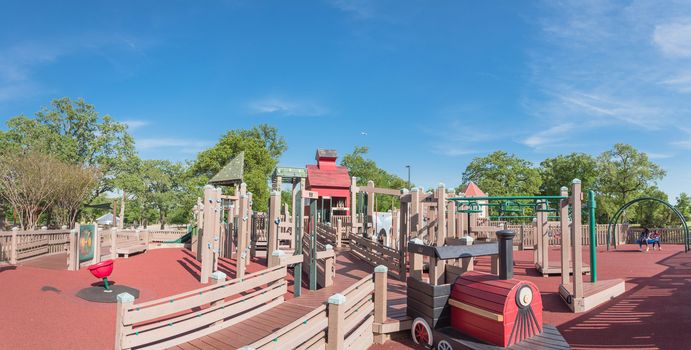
[407,230,568,349]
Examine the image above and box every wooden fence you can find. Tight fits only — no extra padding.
[469,222,628,248]
[114,264,289,350]
[0,229,70,264]
[246,271,377,349]
[626,227,689,244]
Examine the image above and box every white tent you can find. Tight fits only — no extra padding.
[96,213,116,226]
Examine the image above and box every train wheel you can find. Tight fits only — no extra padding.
[437,340,453,350]
[411,317,433,348]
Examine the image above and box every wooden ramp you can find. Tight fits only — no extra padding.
[535,261,590,277]
[170,250,408,349]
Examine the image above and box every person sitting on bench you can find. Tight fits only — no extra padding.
[638,228,650,252]
[650,230,661,251]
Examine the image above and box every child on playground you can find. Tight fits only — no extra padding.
[638,228,650,252]
[651,230,662,251]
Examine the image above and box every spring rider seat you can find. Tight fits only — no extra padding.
[76,259,140,303]
[88,260,114,292]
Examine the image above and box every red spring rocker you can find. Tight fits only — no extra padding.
[88,260,114,293]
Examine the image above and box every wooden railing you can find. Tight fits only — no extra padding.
[0,229,70,264]
[246,271,378,349]
[114,264,290,350]
[349,235,403,281]
[302,234,336,288]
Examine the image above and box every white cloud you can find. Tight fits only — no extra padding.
[646,152,674,160]
[123,119,149,130]
[249,97,328,117]
[523,123,576,148]
[654,21,691,58]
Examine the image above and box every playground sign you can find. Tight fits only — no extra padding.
[79,224,96,263]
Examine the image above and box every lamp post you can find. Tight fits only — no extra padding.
[405,165,411,189]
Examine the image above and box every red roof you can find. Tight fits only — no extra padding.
[306,164,351,188]
[464,181,486,197]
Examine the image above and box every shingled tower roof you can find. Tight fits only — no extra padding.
[208,151,244,186]
[463,181,486,197]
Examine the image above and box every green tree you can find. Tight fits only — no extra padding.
[139,160,190,229]
[0,98,136,202]
[190,125,287,212]
[540,153,597,195]
[459,151,541,196]
[675,193,691,220]
[595,144,666,222]
[340,146,408,212]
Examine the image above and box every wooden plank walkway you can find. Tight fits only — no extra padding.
[170,249,409,349]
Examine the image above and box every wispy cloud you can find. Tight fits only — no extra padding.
[526,1,691,150]
[327,0,374,19]
[249,97,328,117]
[654,20,691,58]
[136,138,211,155]
[123,119,150,130]
[522,123,576,148]
[0,34,150,103]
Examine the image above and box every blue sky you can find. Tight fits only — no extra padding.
[1,1,690,201]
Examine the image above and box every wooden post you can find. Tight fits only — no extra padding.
[390,209,398,249]
[268,191,281,265]
[114,292,134,350]
[271,249,284,269]
[534,216,540,265]
[409,238,423,280]
[374,265,388,344]
[68,229,77,270]
[200,185,216,283]
[399,190,410,281]
[560,186,570,286]
[538,201,549,275]
[410,188,420,240]
[571,179,584,299]
[195,197,203,261]
[335,219,342,248]
[367,180,375,236]
[324,244,335,287]
[211,271,227,326]
[246,191,253,266]
[350,176,358,235]
[111,228,118,259]
[447,192,456,239]
[93,224,101,264]
[10,227,18,264]
[237,192,248,280]
[327,293,346,350]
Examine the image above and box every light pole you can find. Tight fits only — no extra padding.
[405,165,411,189]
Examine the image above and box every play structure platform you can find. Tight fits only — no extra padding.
[559,278,625,313]
[535,261,590,277]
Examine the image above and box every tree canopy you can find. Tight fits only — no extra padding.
[340,146,408,211]
[540,153,597,195]
[189,124,287,212]
[460,151,541,196]
[0,98,135,202]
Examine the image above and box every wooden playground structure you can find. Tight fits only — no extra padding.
[2,148,676,350]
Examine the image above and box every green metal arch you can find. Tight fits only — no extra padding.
[606,197,689,252]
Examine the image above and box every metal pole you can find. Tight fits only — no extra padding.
[406,165,411,189]
[589,190,597,283]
